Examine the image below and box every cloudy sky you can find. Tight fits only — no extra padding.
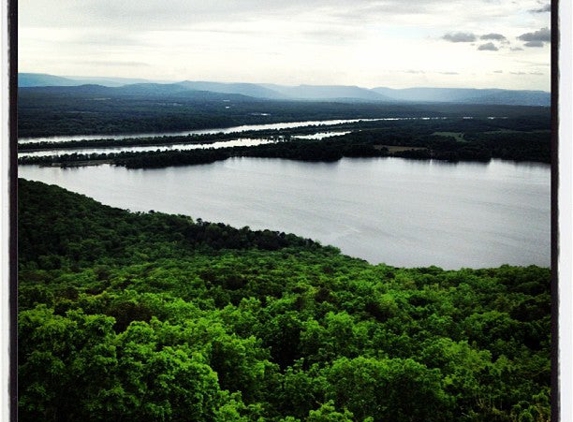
[19,0,552,90]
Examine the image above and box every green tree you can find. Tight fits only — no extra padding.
[307,401,354,422]
[325,356,451,422]
[18,307,121,422]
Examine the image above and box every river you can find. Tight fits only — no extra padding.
[19,157,550,270]
[18,118,391,144]
[18,132,353,158]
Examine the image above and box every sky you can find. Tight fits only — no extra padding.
[18,0,552,91]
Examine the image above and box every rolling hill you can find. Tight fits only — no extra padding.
[372,87,550,107]
[18,72,551,106]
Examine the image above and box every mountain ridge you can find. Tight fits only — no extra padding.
[18,72,550,106]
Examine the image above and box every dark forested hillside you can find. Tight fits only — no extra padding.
[18,179,551,421]
[18,84,550,138]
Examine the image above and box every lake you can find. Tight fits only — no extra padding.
[18,157,550,269]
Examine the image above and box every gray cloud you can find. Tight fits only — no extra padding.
[493,70,503,73]
[517,28,551,44]
[478,42,498,51]
[442,32,477,42]
[530,4,551,13]
[439,72,459,75]
[480,33,507,42]
[524,41,545,48]
[510,72,526,75]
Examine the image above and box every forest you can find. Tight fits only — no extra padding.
[18,85,549,138]
[18,113,551,168]
[18,179,552,422]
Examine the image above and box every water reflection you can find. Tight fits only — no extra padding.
[19,118,382,144]
[18,138,275,158]
[18,117,449,144]
[19,157,550,269]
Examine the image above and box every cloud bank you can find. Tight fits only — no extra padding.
[517,27,551,47]
[19,0,552,91]
[529,4,551,13]
[442,32,477,42]
[480,33,507,42]
[478,42,498,51]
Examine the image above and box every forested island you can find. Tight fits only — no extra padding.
[18,112,551,168]
[18,179,551,421]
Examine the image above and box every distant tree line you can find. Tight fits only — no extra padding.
[18,85,550,138]
[19,123,551,168]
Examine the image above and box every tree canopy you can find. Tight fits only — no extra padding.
[18,179,551,421]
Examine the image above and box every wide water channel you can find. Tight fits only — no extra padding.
[19,157,550,270]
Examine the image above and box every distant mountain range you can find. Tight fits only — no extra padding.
[18,73,167,88]
[18,73,551,107]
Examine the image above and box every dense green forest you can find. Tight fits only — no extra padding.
[18,113,551,168]
[18,179,551,421]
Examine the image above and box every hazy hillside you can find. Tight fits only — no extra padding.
[178,81,289,100]
[18,73,170,87]
[261,84,394,102]
[19,83,260,102]
[18,73,551,106]
[372,87,550,107]
[18,73,80,87]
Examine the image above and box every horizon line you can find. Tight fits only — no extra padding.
[17,72,551,93]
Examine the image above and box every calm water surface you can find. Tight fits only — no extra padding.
[18,118,387,144]
[18,138,275,158]
[18,132,353,158]
[19,157,550,269]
